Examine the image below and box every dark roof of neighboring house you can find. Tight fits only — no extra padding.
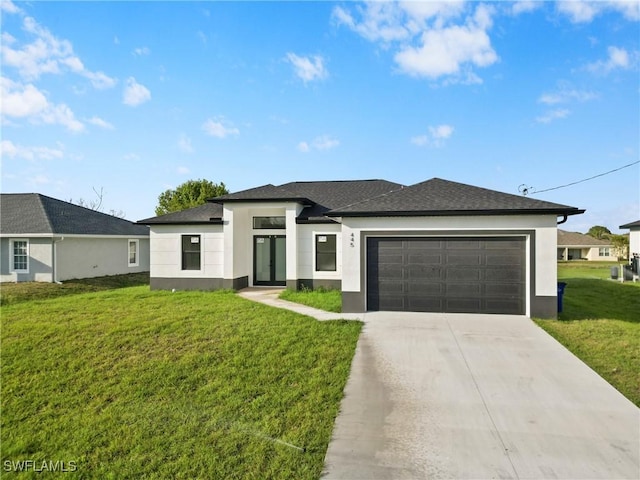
[138,202,224,225]
[137,177,584,224]
[557,229,612,247]
[0,193,149,236]
[620,220,640,229]
[327,178,584,217]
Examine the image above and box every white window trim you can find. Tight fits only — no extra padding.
[10,238,29,273]
[128,239,140,267]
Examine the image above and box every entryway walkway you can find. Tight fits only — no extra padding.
[237,287,365,321]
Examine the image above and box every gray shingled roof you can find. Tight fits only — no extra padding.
[557,229,612,247]
[137,177,584,224]
[1,194,149,236]
[138,202,223,225]
[620,220,640,229]
[140,179,403,224]
[327,178,584,217]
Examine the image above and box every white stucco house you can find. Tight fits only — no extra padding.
[557,229,616,261]
[620,220,640,259]
[138,178,584,319]
[1,193,150,283]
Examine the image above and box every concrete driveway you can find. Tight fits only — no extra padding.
[322,313,639,479]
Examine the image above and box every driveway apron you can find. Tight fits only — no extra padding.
[322,312,639,479]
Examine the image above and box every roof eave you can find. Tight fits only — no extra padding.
[209,197,315,206]
[326,208,586,218]
[138,218,223,226]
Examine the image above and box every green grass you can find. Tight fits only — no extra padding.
[0,272,150,306]
[1,287,362,479]
[535,262,640,406]
[279,288,342,313]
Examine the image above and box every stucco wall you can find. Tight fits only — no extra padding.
[56,236,149,281]
[628,228,640,257]
[297,223,342,282]
[150,225,223,279]
[0,237,53,282]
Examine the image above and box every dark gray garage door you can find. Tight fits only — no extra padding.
[367,237,525,314]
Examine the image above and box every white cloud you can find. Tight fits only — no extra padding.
[177,166,190,174]
[1,16,116,89]
[202,118,239,138]
[132,46,151,57]
[536,108,570,124]
[178,134,194,153]
[40,103,84,132]
[0,77,84,132]
[0,77,48,117]
[335,3,497,84]
[411,124,454,147]
[298,135,340,153]
[557,1,640,23]
[1,139,64,161]
[286,53,328,83]
[123,153,140,161]
[297,141,310,153]
[585,46,635,74]
[538,83,597,104]
[123,77,151,106]
[0,0,22,14]
[87,116,114,130]
[395,5,497,80]
[510,1,540,16]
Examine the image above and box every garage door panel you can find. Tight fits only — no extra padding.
[486,254,521,266]
[485,267,523,282]
[407,265,443,280]
[367,237,525,315]
[446,254,482,266]
[447,268,482,281]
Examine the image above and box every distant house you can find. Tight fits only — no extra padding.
[139,177,584,319]
[1,193,150,283]
[620,220,640,258]
[557,229,615,261]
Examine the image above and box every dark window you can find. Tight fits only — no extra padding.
[182,235,201,270]
[316,234,337,271]
[253,216,286,229]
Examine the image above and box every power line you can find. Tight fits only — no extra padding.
[519,160,640,196]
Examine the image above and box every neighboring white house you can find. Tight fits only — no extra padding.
[1,193,150,283]
[557,229,617,261]
[138,178,584,319]
[620,220,640,259]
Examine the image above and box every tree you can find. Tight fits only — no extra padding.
[155,179,228,216]
[587,225,612,240]
[609,234,629,261]
[69,187,126,218]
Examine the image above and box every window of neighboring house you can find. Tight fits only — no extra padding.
[128,239,139,267]
[599,247,610,257]
[316,234,337,271]
[182,235,201,270]
[11,239,29,272]
[253,216,286,229]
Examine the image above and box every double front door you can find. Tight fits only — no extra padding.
[254,235,286,286]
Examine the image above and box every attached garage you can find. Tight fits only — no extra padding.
[366,236,526,314]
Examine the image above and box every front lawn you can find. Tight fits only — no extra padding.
[0,272,150,306]
[279,288,342,313]
[535,262,639,406]
[1,287,362,479]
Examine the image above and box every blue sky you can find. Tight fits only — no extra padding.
[1,1,638,232]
